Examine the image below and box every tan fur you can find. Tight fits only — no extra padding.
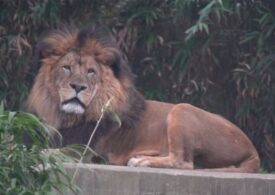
[27,26,260,173]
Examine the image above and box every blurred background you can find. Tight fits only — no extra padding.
[0,0,274,172]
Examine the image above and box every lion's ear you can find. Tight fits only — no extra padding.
[110,53,126,78]
[32,41,60,73]
[110,52,135,83]
[35,41,59,60]
[95,47,125,79]
[32,42,47,74]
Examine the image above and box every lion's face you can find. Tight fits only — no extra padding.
[52,52,99,114]
[27,26,144,128]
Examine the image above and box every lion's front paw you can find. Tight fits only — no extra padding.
[127,157,151,167]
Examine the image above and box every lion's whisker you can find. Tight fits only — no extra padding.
[90,84,98,103]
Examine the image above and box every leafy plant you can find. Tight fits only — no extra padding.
[0,103,77,194]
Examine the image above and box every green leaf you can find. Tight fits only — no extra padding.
[0,101,4,115]
[239,31,259,44]
[111,111,122,129]
[8,111,16,123]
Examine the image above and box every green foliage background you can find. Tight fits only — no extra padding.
[0,0,274,171]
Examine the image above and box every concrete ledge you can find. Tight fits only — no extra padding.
[59,163,275,195]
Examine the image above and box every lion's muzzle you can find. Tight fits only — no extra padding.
[62,97,86,114]
[59,82,92,114]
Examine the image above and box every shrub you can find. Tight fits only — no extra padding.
[0,103,76,194]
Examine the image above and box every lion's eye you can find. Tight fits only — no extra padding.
[87,68,95,78]
[63,65,71,71]
[62,65,71,74]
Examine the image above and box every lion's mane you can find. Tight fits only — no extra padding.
[27,26,145,150]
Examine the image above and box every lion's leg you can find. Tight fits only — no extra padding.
[127,104,195,169]
[199,155,260,173]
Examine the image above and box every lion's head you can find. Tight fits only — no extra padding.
[27,26,145,129]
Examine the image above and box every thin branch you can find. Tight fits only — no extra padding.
[71,96,114,183]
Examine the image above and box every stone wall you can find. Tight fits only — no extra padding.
[56,163,275,195]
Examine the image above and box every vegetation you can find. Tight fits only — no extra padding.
[0,0,274,171]
[0,103,77,194]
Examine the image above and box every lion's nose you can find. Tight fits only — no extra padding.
[70,83,87,93]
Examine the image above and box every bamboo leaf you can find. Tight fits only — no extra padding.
[8,111,16,123]
[111,111,122,129]
[0,101,4,115]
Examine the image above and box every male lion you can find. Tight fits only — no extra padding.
[27,26,260,172]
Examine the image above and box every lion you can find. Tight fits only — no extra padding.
[27,26,260,173]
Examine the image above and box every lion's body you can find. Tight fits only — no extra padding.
[27,26,260,173]
[97,100,259,172]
